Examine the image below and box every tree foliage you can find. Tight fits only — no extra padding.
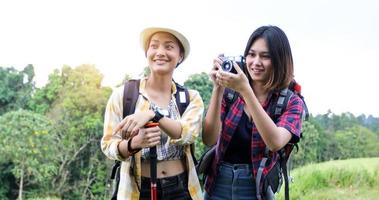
[1,63,379,199]
[291,121,323,167]
[294,114,379,167]
[184,72,213,107]
[0,110,58,200]
[0,65,35,115]
[333,125,379,159]
[28,69,62,114]
[184,72,214,158]
[313,111,360,132]
[45,64,112,199]
[357,114,379,133]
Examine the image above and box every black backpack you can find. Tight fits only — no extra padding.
[202,80,308,200]
[109,79,197,200]
[256,80,308,200]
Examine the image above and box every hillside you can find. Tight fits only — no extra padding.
[276,157,379,200]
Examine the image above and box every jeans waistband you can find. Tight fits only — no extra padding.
[220,161,252,171]
[141,171,187,187]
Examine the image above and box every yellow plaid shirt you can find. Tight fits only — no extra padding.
[101,78,204,200]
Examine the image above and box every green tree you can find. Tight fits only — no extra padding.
[28,69,62,114]
[184,72,213,107]
[291,121,323,167]
[314,111,360,133]
[0,162,17,199]
[332,112,359,130]
[0,110,58,200]
[357,114,379,133]
[334,125,379,159]
[184,72,213,159]
[0,65,35,115]
[46,64,112,199]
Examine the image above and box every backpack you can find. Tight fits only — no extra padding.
[254,80,309,200]
[109,79,197,200]
[198,80,308,200]
[195,142,216,183]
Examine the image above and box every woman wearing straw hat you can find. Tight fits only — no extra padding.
[101,27,204,200]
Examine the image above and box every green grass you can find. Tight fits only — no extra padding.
[275,157,379,200]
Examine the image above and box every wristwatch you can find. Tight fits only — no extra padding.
[152,109,164,122]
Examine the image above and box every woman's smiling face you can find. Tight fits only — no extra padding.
[146,32,183,74]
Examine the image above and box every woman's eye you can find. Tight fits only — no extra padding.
[166,45,174,50]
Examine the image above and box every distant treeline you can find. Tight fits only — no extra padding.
[1,65,378,199]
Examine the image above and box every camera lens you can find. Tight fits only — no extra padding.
[221,60,233,72]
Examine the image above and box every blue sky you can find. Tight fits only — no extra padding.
[1,0,378,117]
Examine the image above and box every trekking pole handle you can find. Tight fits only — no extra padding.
[145,122,159,128]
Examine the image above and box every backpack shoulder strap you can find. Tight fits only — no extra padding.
[262,80,310,200]
[256,86,295,200]
[111,79,141,199]
[268,88,294,123]
[174,81,198,165]
[123,79,140,118]
[174,82,190,116]
[270,79,311,123]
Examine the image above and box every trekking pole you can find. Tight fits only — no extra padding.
[144,122,159,200]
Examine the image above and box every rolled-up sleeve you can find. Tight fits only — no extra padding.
[100,86,128,161]
[276,94,304,140]
[171,89,204,145]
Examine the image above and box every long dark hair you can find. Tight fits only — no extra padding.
[243,25,294,91]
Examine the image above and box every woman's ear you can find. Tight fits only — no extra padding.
[176,56,184,68]
[178,56,184,64]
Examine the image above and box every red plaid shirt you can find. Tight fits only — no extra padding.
[204,90,304,195]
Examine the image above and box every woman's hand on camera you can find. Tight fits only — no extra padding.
[209,56,224,88]
[216,61,250,94]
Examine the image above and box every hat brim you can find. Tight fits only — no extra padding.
[140,27,190,63]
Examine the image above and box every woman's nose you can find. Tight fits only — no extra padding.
[253,57,262,65]
[155,46,165,56]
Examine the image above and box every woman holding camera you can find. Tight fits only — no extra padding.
[101,27,204,200]
[202,25,305,199]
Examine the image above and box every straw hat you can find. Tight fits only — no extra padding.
[140,27,190,63]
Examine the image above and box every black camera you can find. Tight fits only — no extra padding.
[220,55,246,74]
